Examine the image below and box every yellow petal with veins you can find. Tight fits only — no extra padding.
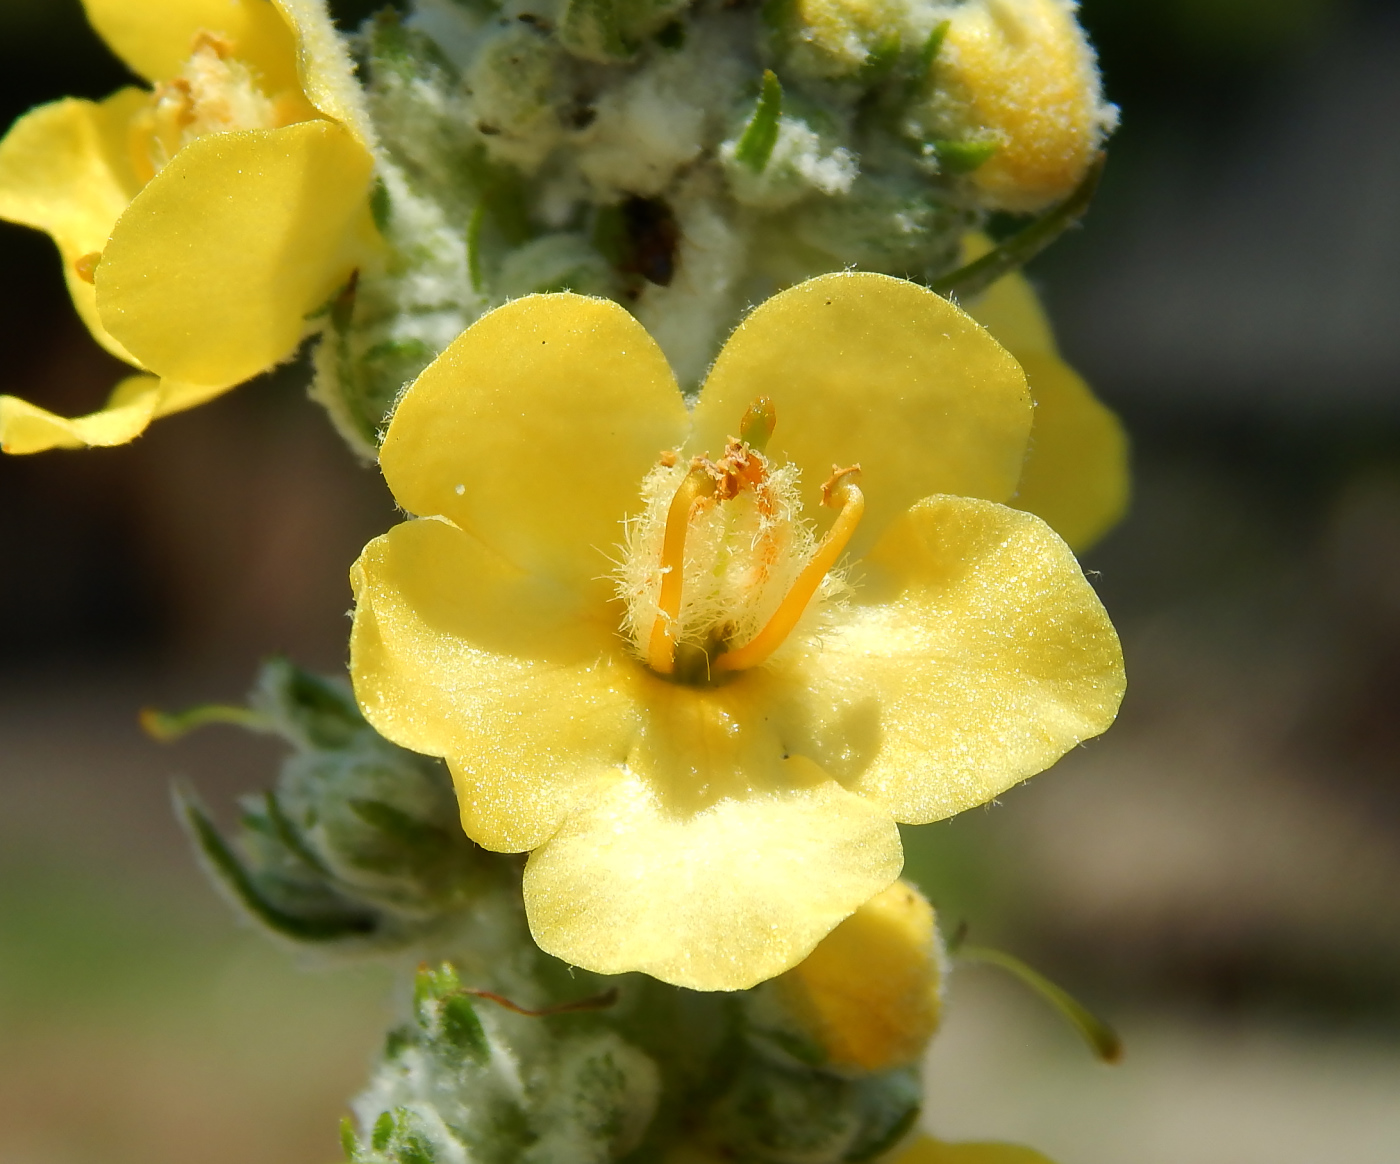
[894,1136,1059,1164]
[0,90,148,365]
[379,294,689,602]
[82,0,299,92]
[523,761,902,991]
[350,517,641,853]
[95,120,373,388]
[775,495,1123,823]
[690,272,1031,557]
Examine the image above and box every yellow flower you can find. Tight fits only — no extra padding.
[965,244,1129,552]
[772,880,945,1072]
[0,0,376,454]
[892,1135,1059,1164]
[349,273,1124,991]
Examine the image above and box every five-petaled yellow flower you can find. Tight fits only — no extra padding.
[0,0,377,454]
[349,272,1125,991]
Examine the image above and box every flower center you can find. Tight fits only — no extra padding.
[128,33,304,184]
[616,400,864,682]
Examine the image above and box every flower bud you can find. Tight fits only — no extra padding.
[775,880,946,1072]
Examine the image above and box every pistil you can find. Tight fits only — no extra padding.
[713,466,863,674]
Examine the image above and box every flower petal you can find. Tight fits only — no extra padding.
[82,0,299,91]
[894,1135,1059,1164]
[0,375,237,454]
[0,375,158,453]
[272,0,377,147]
[350,517,641,853]
[690,273,1031,555]
[95,120,373,388]
[0,91,148,365]
[379,294,689,600]
[776,495,1123,824]
[522,762,902,991]
[962,261,1129,552]
[1012,351,1129,552]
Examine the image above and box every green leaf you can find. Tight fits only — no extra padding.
[441,993,490,1061]
[928,152,1106,300]
[340,1116,361,1161]
[918,19,949,74]
[734,70,783,173]
[372,1111,395,1152]
[958,944,1123,1063]
[933,138,999,175]
[175,786,378,942]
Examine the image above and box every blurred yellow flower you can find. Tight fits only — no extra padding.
[349,273,1124,991]
[893,1135,1059,1164]
[965,241,1130,552]
[0,0,376,454]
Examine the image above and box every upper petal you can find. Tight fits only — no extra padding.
[0,91,148,364]
[522,762,902,991]
[82,0,300,92]
[775,495,1124,824]
[379,294,690,601]
[690,273,1032,556]
[272,0,377,147]
[94,120,373,388]
[350,517,641,853]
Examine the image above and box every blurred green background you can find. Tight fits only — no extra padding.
[3,1,1399,1161]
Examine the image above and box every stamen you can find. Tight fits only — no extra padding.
[714,465,863,673]
[647,462,718,674]
[739,397,777,452]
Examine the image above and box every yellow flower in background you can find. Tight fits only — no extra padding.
[0,0,377,454]
[349,272,1124,991]
[893,1136,1060,1164]
[966,241,1130,553]
[773,880,946,1072]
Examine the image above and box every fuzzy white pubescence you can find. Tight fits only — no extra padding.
[352,1007,660,1164]
[616,452,847,667]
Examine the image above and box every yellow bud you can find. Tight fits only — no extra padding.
[784,0,909,77]
[894,1134,1060,1164]
[776,880,945,1072]
[930,0,1114,211]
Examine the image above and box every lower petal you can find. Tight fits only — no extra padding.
[777,496,1124,824]
[350,518,641,853]
[522,764,902,991]
[1,375,159,453]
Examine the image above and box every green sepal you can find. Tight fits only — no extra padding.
[340,1116,361,1161]
[735,70,784,173]
[918,19,949,74]
[929,152,1106,300]
[933,138,999,174]
[174,786,379,941]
